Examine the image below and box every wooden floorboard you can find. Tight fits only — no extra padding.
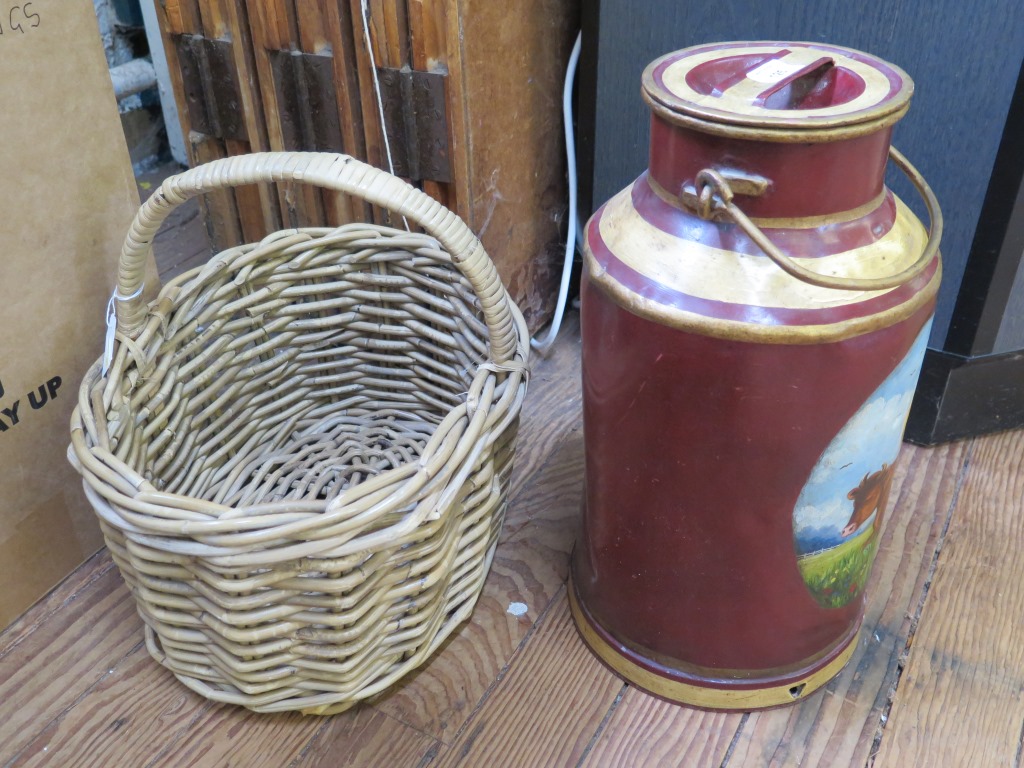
[9,645,207,768]
[578,689,742,768]
[3,191,1021,768]
[143,704,321,768]
[724,439,972,768]
[874,429,1024,767]
[0,549,114,656]
[289,708,438,768]
[372,422,585,744]
[429,591,624,768]
[503,315,583,503]
[0,563,141,763]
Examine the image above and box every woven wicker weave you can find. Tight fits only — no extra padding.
[68,153,530,715]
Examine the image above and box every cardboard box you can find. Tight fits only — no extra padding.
[0,0,156,627]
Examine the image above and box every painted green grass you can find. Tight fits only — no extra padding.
[797,526,879,608]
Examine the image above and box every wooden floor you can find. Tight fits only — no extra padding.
[2,188,1022,766]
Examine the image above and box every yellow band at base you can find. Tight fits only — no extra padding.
[568,578,858,711]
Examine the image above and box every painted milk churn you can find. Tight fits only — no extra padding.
[570,41,942,709]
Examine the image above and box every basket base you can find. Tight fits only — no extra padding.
[567,574,858,711]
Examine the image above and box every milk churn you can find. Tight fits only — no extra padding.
[570,42,942,709]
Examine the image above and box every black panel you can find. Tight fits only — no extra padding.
[906,349,1024,445]
[904,349,959,445]
[944,61,1024,357]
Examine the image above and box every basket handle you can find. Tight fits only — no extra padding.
[115,152,520,364]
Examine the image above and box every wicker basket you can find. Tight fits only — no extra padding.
[68,153,530,715]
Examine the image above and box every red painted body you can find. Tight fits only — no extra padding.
[648,115,894,218]
[572,42,939,696]
[575,285,931,680]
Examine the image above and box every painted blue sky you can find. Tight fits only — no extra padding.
[794,322,932,556]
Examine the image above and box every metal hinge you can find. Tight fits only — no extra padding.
[267,50,345,153]
[377,67,451,184]
[174,35,247,142]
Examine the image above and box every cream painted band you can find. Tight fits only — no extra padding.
[585,242,940,345]
[598,183,926,311]
[568,577,859,710]
[646,174,890,229]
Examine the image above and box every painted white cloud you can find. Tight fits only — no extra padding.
[795,497,850,531]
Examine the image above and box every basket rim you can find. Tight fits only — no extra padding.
[68,227,530,564]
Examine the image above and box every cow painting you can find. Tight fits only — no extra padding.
[841,463,895,538]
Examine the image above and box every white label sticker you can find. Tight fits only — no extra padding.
[746,60,805,84]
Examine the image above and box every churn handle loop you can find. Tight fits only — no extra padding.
[688,147,942,292]
[114,152,521,364]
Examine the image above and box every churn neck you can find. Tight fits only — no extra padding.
[642,42,914,220]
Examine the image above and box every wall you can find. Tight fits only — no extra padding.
[93,0,166,171]
[93,0,136,69]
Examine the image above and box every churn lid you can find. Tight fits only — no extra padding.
[642,42,913,139]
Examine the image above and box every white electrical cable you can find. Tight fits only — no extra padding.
[360,0,396,177]
[531,31,582,356]
[360,0,410,231]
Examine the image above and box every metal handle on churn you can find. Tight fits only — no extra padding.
[681,147,942,292]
